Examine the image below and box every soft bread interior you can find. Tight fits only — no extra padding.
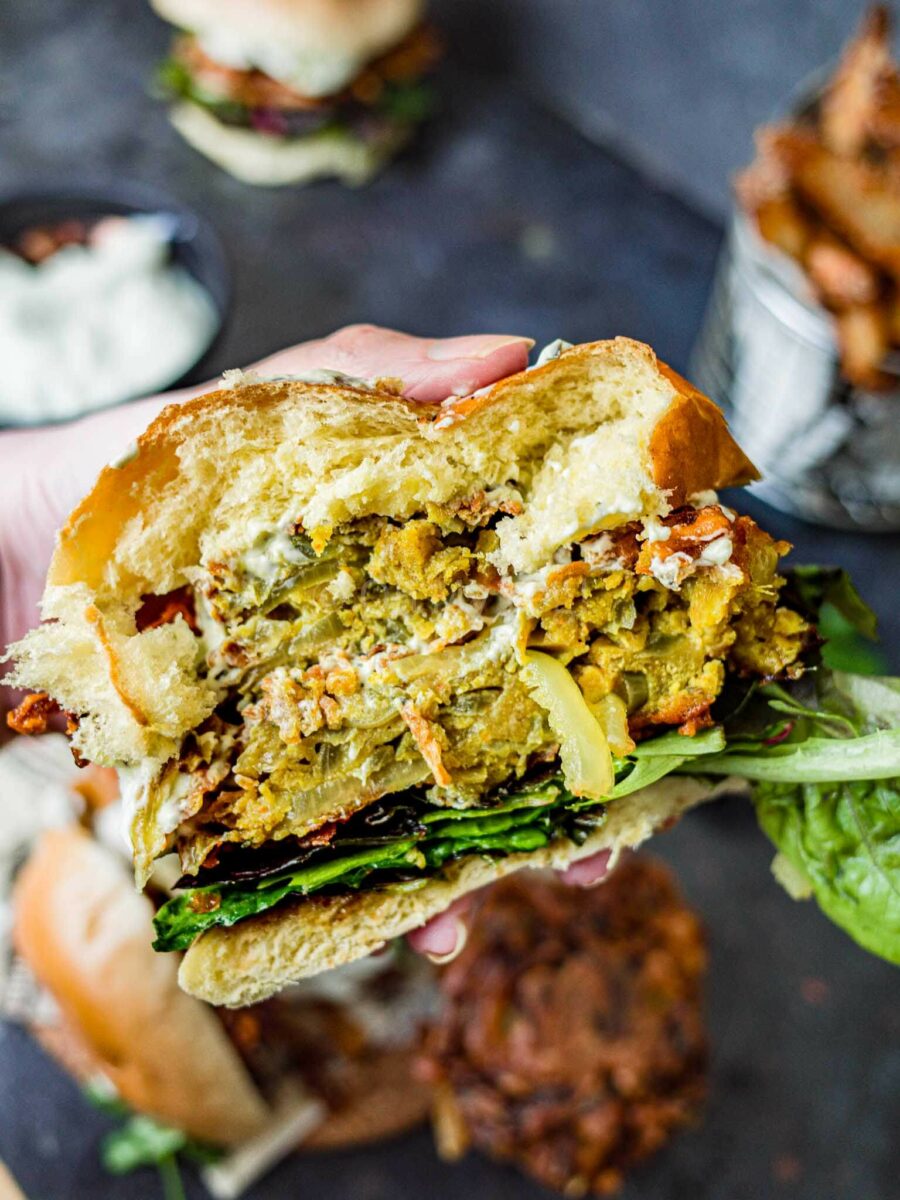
[6,338,754,776]
[179,775,723,1007]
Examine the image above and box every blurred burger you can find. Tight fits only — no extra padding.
[11,815,435,1193]
[150,0,441,185]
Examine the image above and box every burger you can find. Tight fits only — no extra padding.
[6,336,899,1008]
[12,821,435,1189]
[150,0,441,185]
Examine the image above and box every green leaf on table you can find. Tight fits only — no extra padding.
[754,777,900,965]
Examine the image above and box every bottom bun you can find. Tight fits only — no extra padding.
[180,777,724,1008]
[169,102,408,186]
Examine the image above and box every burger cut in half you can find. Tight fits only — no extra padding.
[151,0,440,185]
[7,337,900,1006]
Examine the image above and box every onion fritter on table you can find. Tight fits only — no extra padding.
[420,858,708,1196]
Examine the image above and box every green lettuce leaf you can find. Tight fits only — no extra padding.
[683,728,900,782]
[694,667,900,965]
[377,81,435,123]
[755,778,900,964]
[783,565,886,674]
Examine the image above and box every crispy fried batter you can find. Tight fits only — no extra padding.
[420,860,708,1196]
[737,9,900,387]
[401,702,453,786]
[135,586,200,634]
[820,6,896,157]
[6,692,61,735]
[6,692,83,763]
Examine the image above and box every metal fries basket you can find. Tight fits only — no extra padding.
[691,213,900,531]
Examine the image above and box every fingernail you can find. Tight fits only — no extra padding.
[580,873,610,889]
[425,917,468,965]
[427,336,532,362]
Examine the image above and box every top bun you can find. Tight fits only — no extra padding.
[151,0,424,93]
[6,337,756,775]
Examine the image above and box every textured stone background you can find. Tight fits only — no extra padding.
[1,3,898,1198]
[435,0,896,217]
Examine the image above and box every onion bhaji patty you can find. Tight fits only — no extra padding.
[419,858,708,1196]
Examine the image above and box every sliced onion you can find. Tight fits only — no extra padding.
[591,693,635,758]
[522,650,614,799]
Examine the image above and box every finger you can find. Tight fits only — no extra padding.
[558,849,614,888]
[406,896,471,963]
[254,325,534,404]
[403,333,534,403]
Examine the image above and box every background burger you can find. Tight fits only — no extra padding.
[150,0,441,185]
[6,758,435,1196]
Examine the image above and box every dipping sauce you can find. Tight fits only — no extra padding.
[0,214,219,425]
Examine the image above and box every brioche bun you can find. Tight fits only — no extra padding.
[8,338,756,772]
[13,827,270,1145]
[13,828,430,1145]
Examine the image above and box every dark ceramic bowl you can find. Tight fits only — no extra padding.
[0,179,230,427]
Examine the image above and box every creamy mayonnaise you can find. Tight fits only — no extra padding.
[0,215,218,424]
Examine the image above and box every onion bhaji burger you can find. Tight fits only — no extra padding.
[419,858,708,1197]
[6,336,900,1010]
[150,0,441,185]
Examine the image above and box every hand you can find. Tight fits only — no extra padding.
[407,851,617,963]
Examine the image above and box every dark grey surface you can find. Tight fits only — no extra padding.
[1,4,899,1199]
[449,0,893,219]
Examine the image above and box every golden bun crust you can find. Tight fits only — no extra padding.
[651,362,757,506]
[151,0,423,72]
[12,828,271,1146]
[179,776,718,1007]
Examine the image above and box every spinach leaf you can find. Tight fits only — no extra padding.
[153,781,597,951]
